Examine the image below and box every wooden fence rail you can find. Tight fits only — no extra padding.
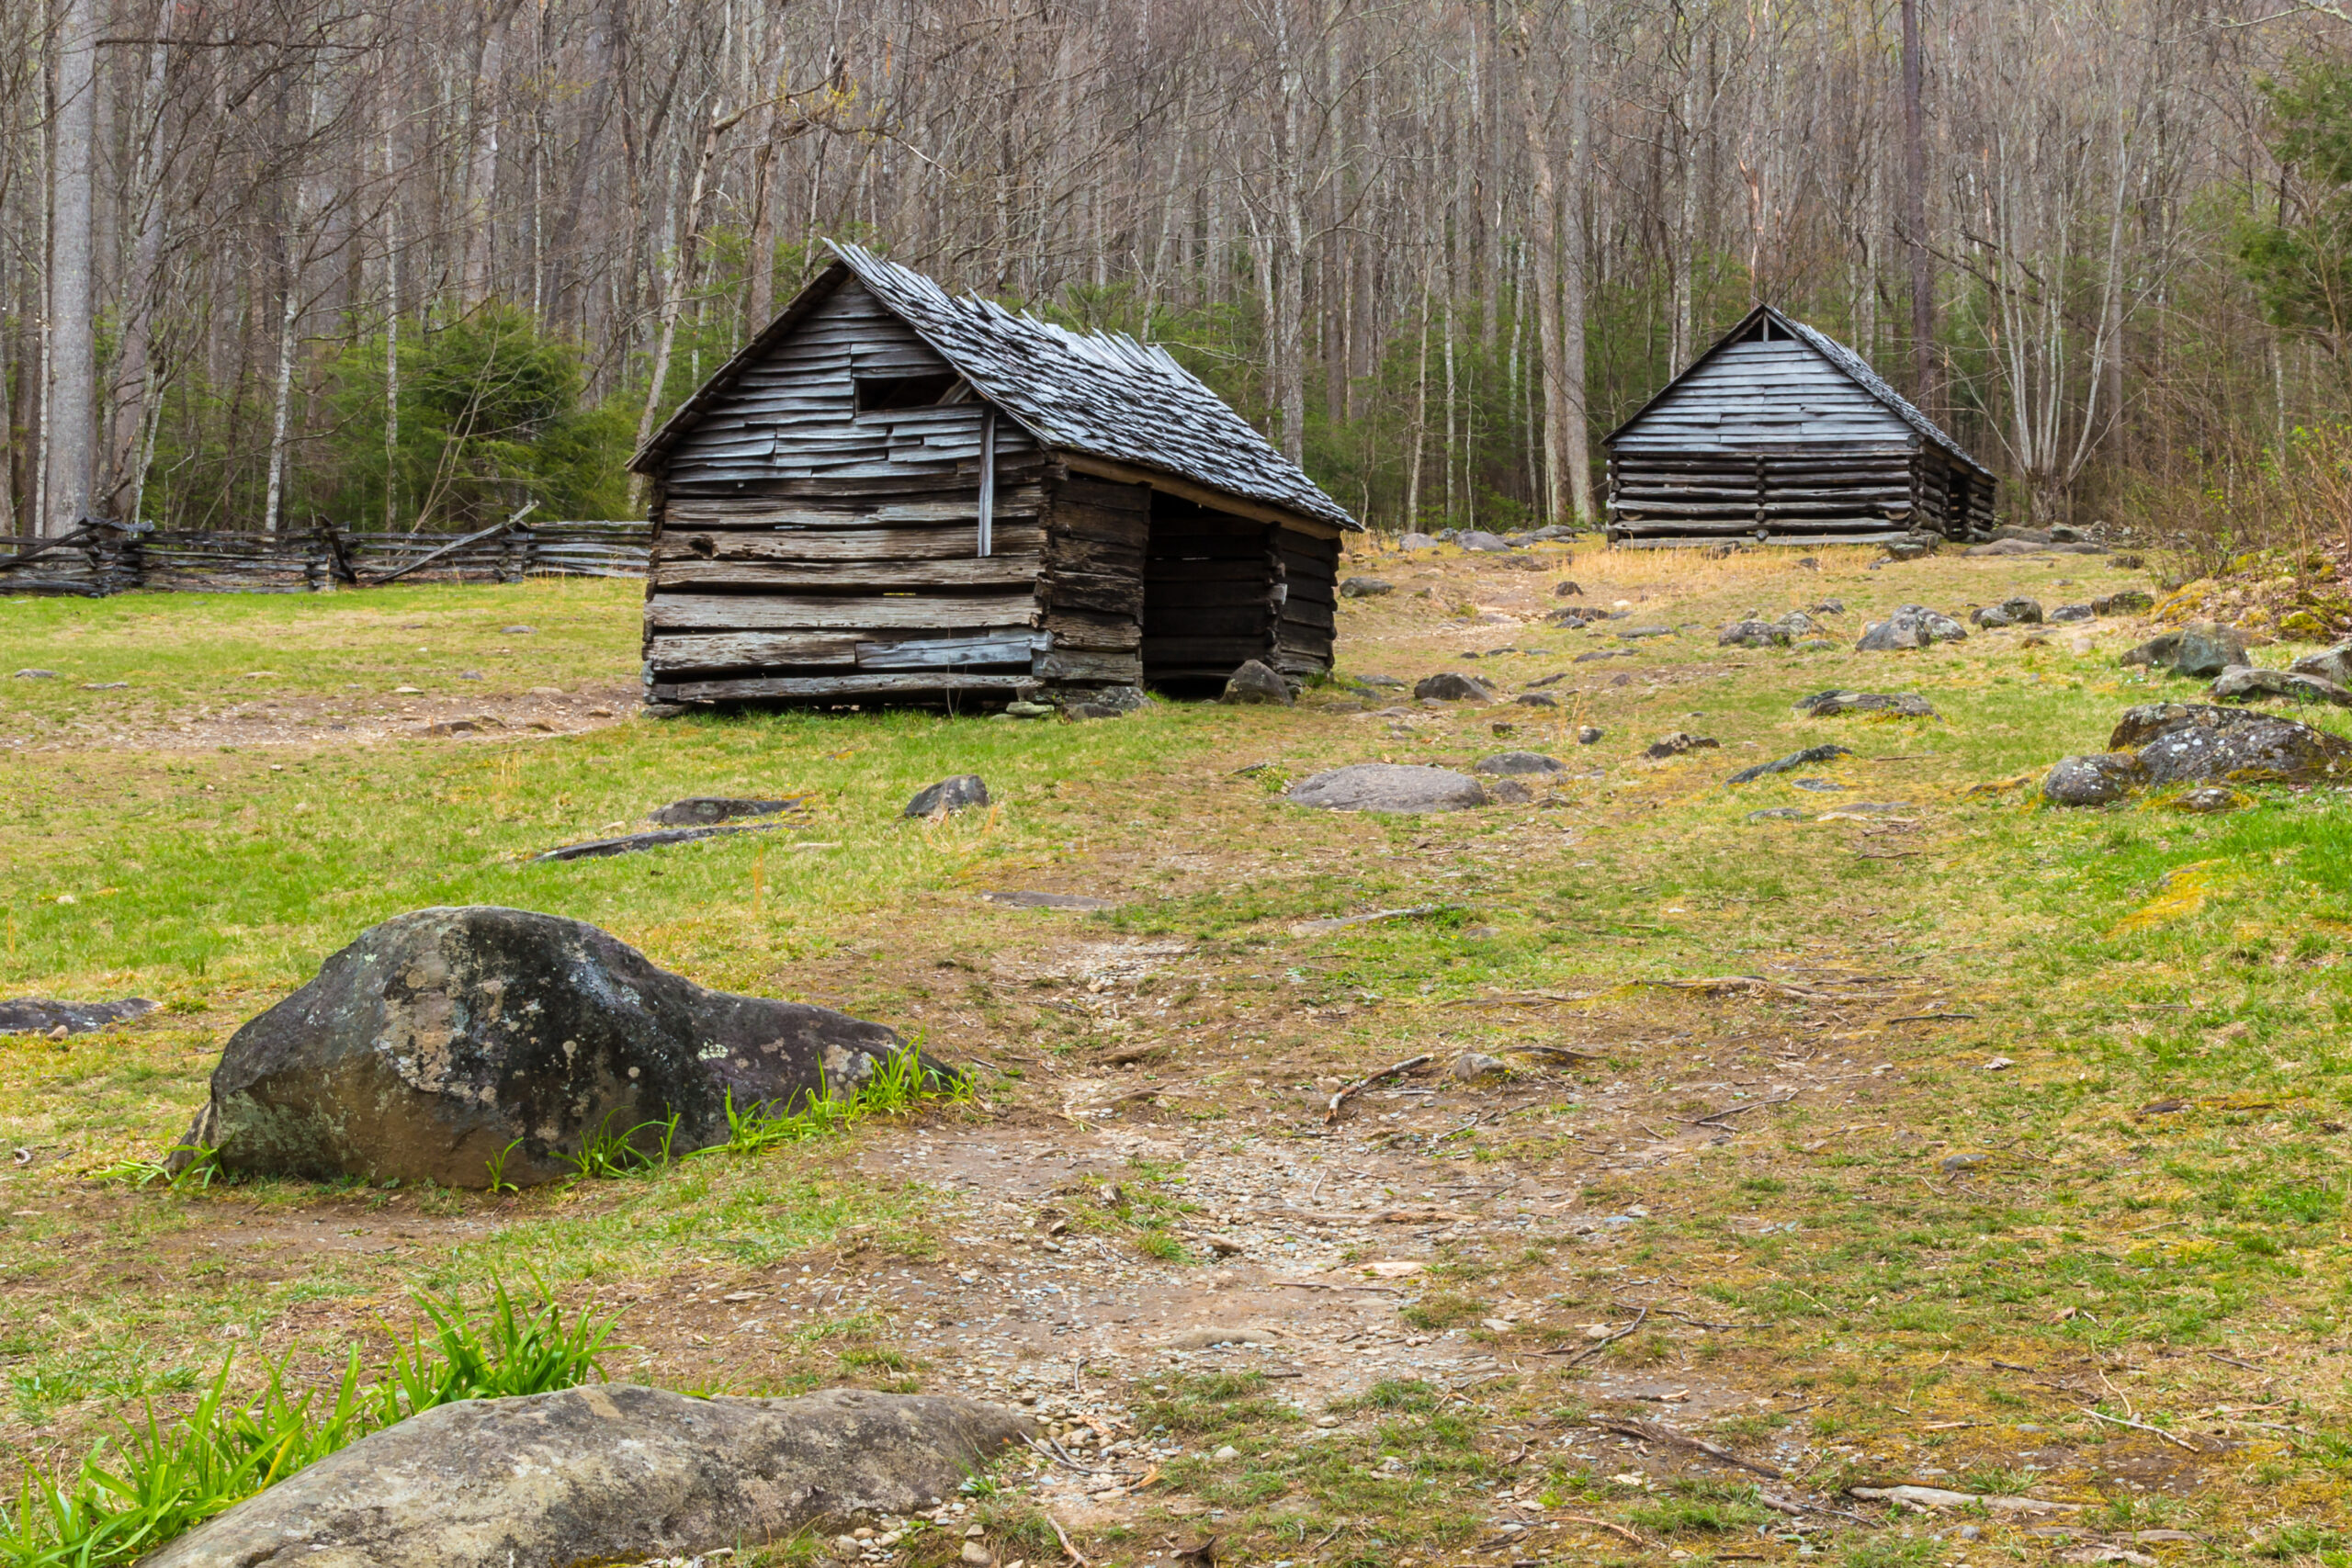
[0,519,650,597]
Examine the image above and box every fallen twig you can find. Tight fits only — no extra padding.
[1266,1279,1408,1295]
[1611,1299,1740,1329]
[1551,1306,1649,1366]
[2204,1350,2264,1371]
[2081,1407,2203,1452]
[1593,1416,1783,1479]
[1627,975,1837,1001]
[1025,1435,1107,1474]
[1887,1012,1978,1023]
[1325,1054,1434,1122]
[1045,1508,1089,1565]
[1556,1514,1648,1548]
[1680,1093,1799,1127]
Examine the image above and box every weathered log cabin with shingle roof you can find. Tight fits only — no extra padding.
[1601,305,1996,548]
[628,243,1360,709]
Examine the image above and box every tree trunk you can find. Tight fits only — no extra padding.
[1562,0,1592,524]
[633,103,744,497]
[43,0,98,536]
[1509,5,1568,526]
[1900,0,1934,412]
[107,18,173,520]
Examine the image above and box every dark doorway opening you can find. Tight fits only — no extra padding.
[1140,492,1276,696]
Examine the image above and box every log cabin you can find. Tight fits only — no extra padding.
[628,243,1360,709]
[1601,305,1996,549]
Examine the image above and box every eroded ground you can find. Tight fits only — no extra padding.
[2,544,2347,1568]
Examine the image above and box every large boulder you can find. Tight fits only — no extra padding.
[1221,660,1294,705]
[1287,764,1487,813]
[1856,605,1969,650]
[1456,530,1512,552]
[2119,622,2249,679]
[1413,671,1496,703]
[2210,667,2352,707]
[2290,643,2352,687]
[1399,532,1441,550]
[144,1386,1030,1568]
[2042,753,2143,807]
[173,908,907,1189]
[2109,703,2352,785]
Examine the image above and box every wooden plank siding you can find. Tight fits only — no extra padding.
[1603,310,1996,547]
[645,276,1047,704]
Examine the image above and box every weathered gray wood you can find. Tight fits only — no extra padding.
[655,525,1042,564]
[856,631,1042,670]
[647,631,863,671]
[646,592,1038,631]
[653,557,1040,590]
[654,671,1036,702]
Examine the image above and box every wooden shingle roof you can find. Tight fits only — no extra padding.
[1604,304,1994,479]
[635,243,1359,532]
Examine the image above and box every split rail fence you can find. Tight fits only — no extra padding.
[0,517,650,597]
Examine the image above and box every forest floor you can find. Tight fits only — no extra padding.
[0,543,2347,1568]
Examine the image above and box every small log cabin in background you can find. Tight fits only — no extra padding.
[629,243,1359,709]
[1601,305,1996,549]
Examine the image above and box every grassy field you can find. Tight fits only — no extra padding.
[1,547,2347,1567]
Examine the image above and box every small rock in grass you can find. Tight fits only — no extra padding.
[501,625,536,634]
[649,796,806,828]
[959,1543,993,1565]
[905,775,990,818]
[2169,786,2248,814]
[1794,689,1936,718]
[2209,667,2352,706]
[1221,660,1294,705]
[1619,626,1675,639]
[1855,605,1968,650]
[2091,589,2154,616]
[12,669,57,680]
[1486,778,1532,804]
[2041,752,2143,807]
[1473,750,1565,776]
[2290,643,2352,686]
[0,998,157,1037]
[1792,778,1849,792]
[2119,622,2249,679]
[1514,693,1559,708]
[1644,732,1718,760]
[1212,1446,1241,1462]
[1719,619,1792,649]
[1448,1053,1509,1081]
[1971,597,2045,628]
[1399,532,1440,550]
[999,699,1056,720]
[1577,725,1603,745]
[1726,743,1855,784]
[1412,671,1496,703]
[2049,604,2096,623]
[1340,576,1394,598]
[1746,807,1809,821]
[1456,530,1512,552]
[1554,581,1584,597]
[1287,763,1487,814]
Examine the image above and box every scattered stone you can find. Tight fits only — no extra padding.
[500,625,536,634]
[1353,672,1407,690]
[1286,764,1487,814]
[1719,619,1792,649]
[980,891,1115,910]
[1727,744,1855,784]
[1473,750,1565,776]
[1971,596,2045,628]
[1817,802,1915,818]
[2091,589,2154,616]
[2049,604,2096,623]
[1486,778,1533,804]
[1619,626,1675,639]
[2110,703,2352,785]
[1794,689,1936,717]
[2170,786,2248,814]
[82,681,128,690]
[1412,672,1496,703]
[904,775,990,818]
[2120,622,2250,679]
[2290,643,2352,686]
[0,997,156,1037]
[1001,699,1057,720]
[168,907,910,1188]
[424,715,503,737]
[1513,693,1559,708]
[1211,1446,1242,1462]
[1065,684,1148,717]
[1554,581,1584,597]
[1796,638,1837,650]
[537,824,783,862]
[1792,778,1849,792]
[1883,536,1938,561]
[1399,532,1441,549]
[1222,660,1294,705]
[1745,807,1809,821]
[1965,537,2107,558]
[1456,530,1512,552]
[648,796,808,828]
[142,1386,1029,1568]
[1577,725,1603,745]
[1572,649,1628,662]
[1340,576,1395,598]
[2209,667,2352,706]
[2041,753,2143,807]
[1856,605,1968,650]
[11,669,56,679]
[1812,600,1846,614]
[1448,1053,1509,1082]
[1644,733,1719,760]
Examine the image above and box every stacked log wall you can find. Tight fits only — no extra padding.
[644,277,1046,705]
[1035,471,1148,693]
[1272,526,1340,682]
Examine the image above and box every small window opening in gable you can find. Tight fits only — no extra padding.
[854,372,961,412]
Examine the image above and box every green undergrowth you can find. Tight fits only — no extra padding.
[0,1274,615,1568]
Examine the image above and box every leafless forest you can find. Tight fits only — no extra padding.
[3,0,2345,541]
